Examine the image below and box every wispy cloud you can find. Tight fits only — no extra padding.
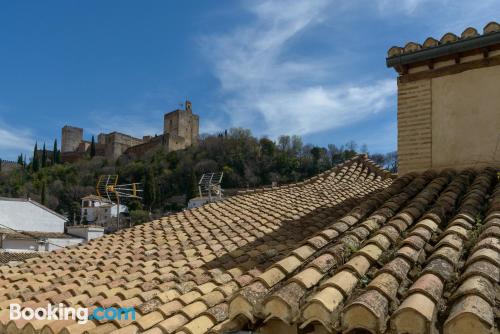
[202,0,396,138]
[0,121,34,160]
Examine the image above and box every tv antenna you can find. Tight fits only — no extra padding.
[198,172,224,202]
[96,175,142,230]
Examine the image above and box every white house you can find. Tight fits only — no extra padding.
[0,197,67,233]
[80,195,129,230]
[0,197,104,255]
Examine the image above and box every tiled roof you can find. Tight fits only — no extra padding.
[387,21,500,58]
[0,156,498,334]
[0,229,75,240]
[81,195,112,203]
[0,252,39,264]
[227,167,500,334]
[0,155,392,334]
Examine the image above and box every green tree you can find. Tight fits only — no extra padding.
[259,137,275,157]
[40,180,47,205]
[90,136,96,158]
[41,143,47,168]
[186,169,198,202]
[143,168,156,210]
[52,139,59,164]
[310,146,322,174]
[130,210,150,225]
[32,142,39,172]
[17,154,23,167]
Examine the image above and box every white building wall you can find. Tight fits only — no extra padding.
[0,199,66,233]
[46,238,84,251]
[3,237,84,252]
[2,239,39,252]
[66,226,104,241]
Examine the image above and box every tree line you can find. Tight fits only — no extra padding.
[0,128,397,224]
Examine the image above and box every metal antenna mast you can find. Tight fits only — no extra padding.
[96,175,142,230]
[198,172,224,201]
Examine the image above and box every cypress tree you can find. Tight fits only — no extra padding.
[17,154,23,166]
[41,143,47,168]
[52,139,58,164]
[186,170,198,202]
[90,136,96,158]
[41,181,47,205]
[143,168,156,210]
[32,142,39,172]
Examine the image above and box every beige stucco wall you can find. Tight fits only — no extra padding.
[431,65,500,169]
[398,65,500,175]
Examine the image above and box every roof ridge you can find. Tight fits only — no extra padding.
[237,154,396,195]
[0,197,68,221]
[27,198,68,221]
[387,21,500,58]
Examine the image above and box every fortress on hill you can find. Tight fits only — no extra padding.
[61,101,199,162]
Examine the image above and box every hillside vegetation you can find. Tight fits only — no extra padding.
[0,128,397,223]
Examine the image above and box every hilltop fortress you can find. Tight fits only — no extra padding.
[61,101,199,162]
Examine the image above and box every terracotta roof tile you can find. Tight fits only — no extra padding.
[0,157,498,333]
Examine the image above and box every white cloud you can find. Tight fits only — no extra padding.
[232,80,395,136]
[202,0,397,138]
[0,122,35,161]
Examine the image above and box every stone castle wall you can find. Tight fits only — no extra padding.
[123,135,165,159]
[0,160,20,173]
[62,102,199,162]
[101,132,144,160]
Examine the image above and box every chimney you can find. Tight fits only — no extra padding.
[386,21,500,174]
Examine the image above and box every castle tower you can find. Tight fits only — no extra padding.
[163,100,199,147]
[61,125,83,153]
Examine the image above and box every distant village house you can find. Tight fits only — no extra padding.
[0,197,104,261]
[80,195,129,232]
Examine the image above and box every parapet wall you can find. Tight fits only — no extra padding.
[124,135,165,159]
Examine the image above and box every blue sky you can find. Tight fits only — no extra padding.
[0,0,499,160]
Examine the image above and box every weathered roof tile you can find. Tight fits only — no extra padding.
[1,158,499,334]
